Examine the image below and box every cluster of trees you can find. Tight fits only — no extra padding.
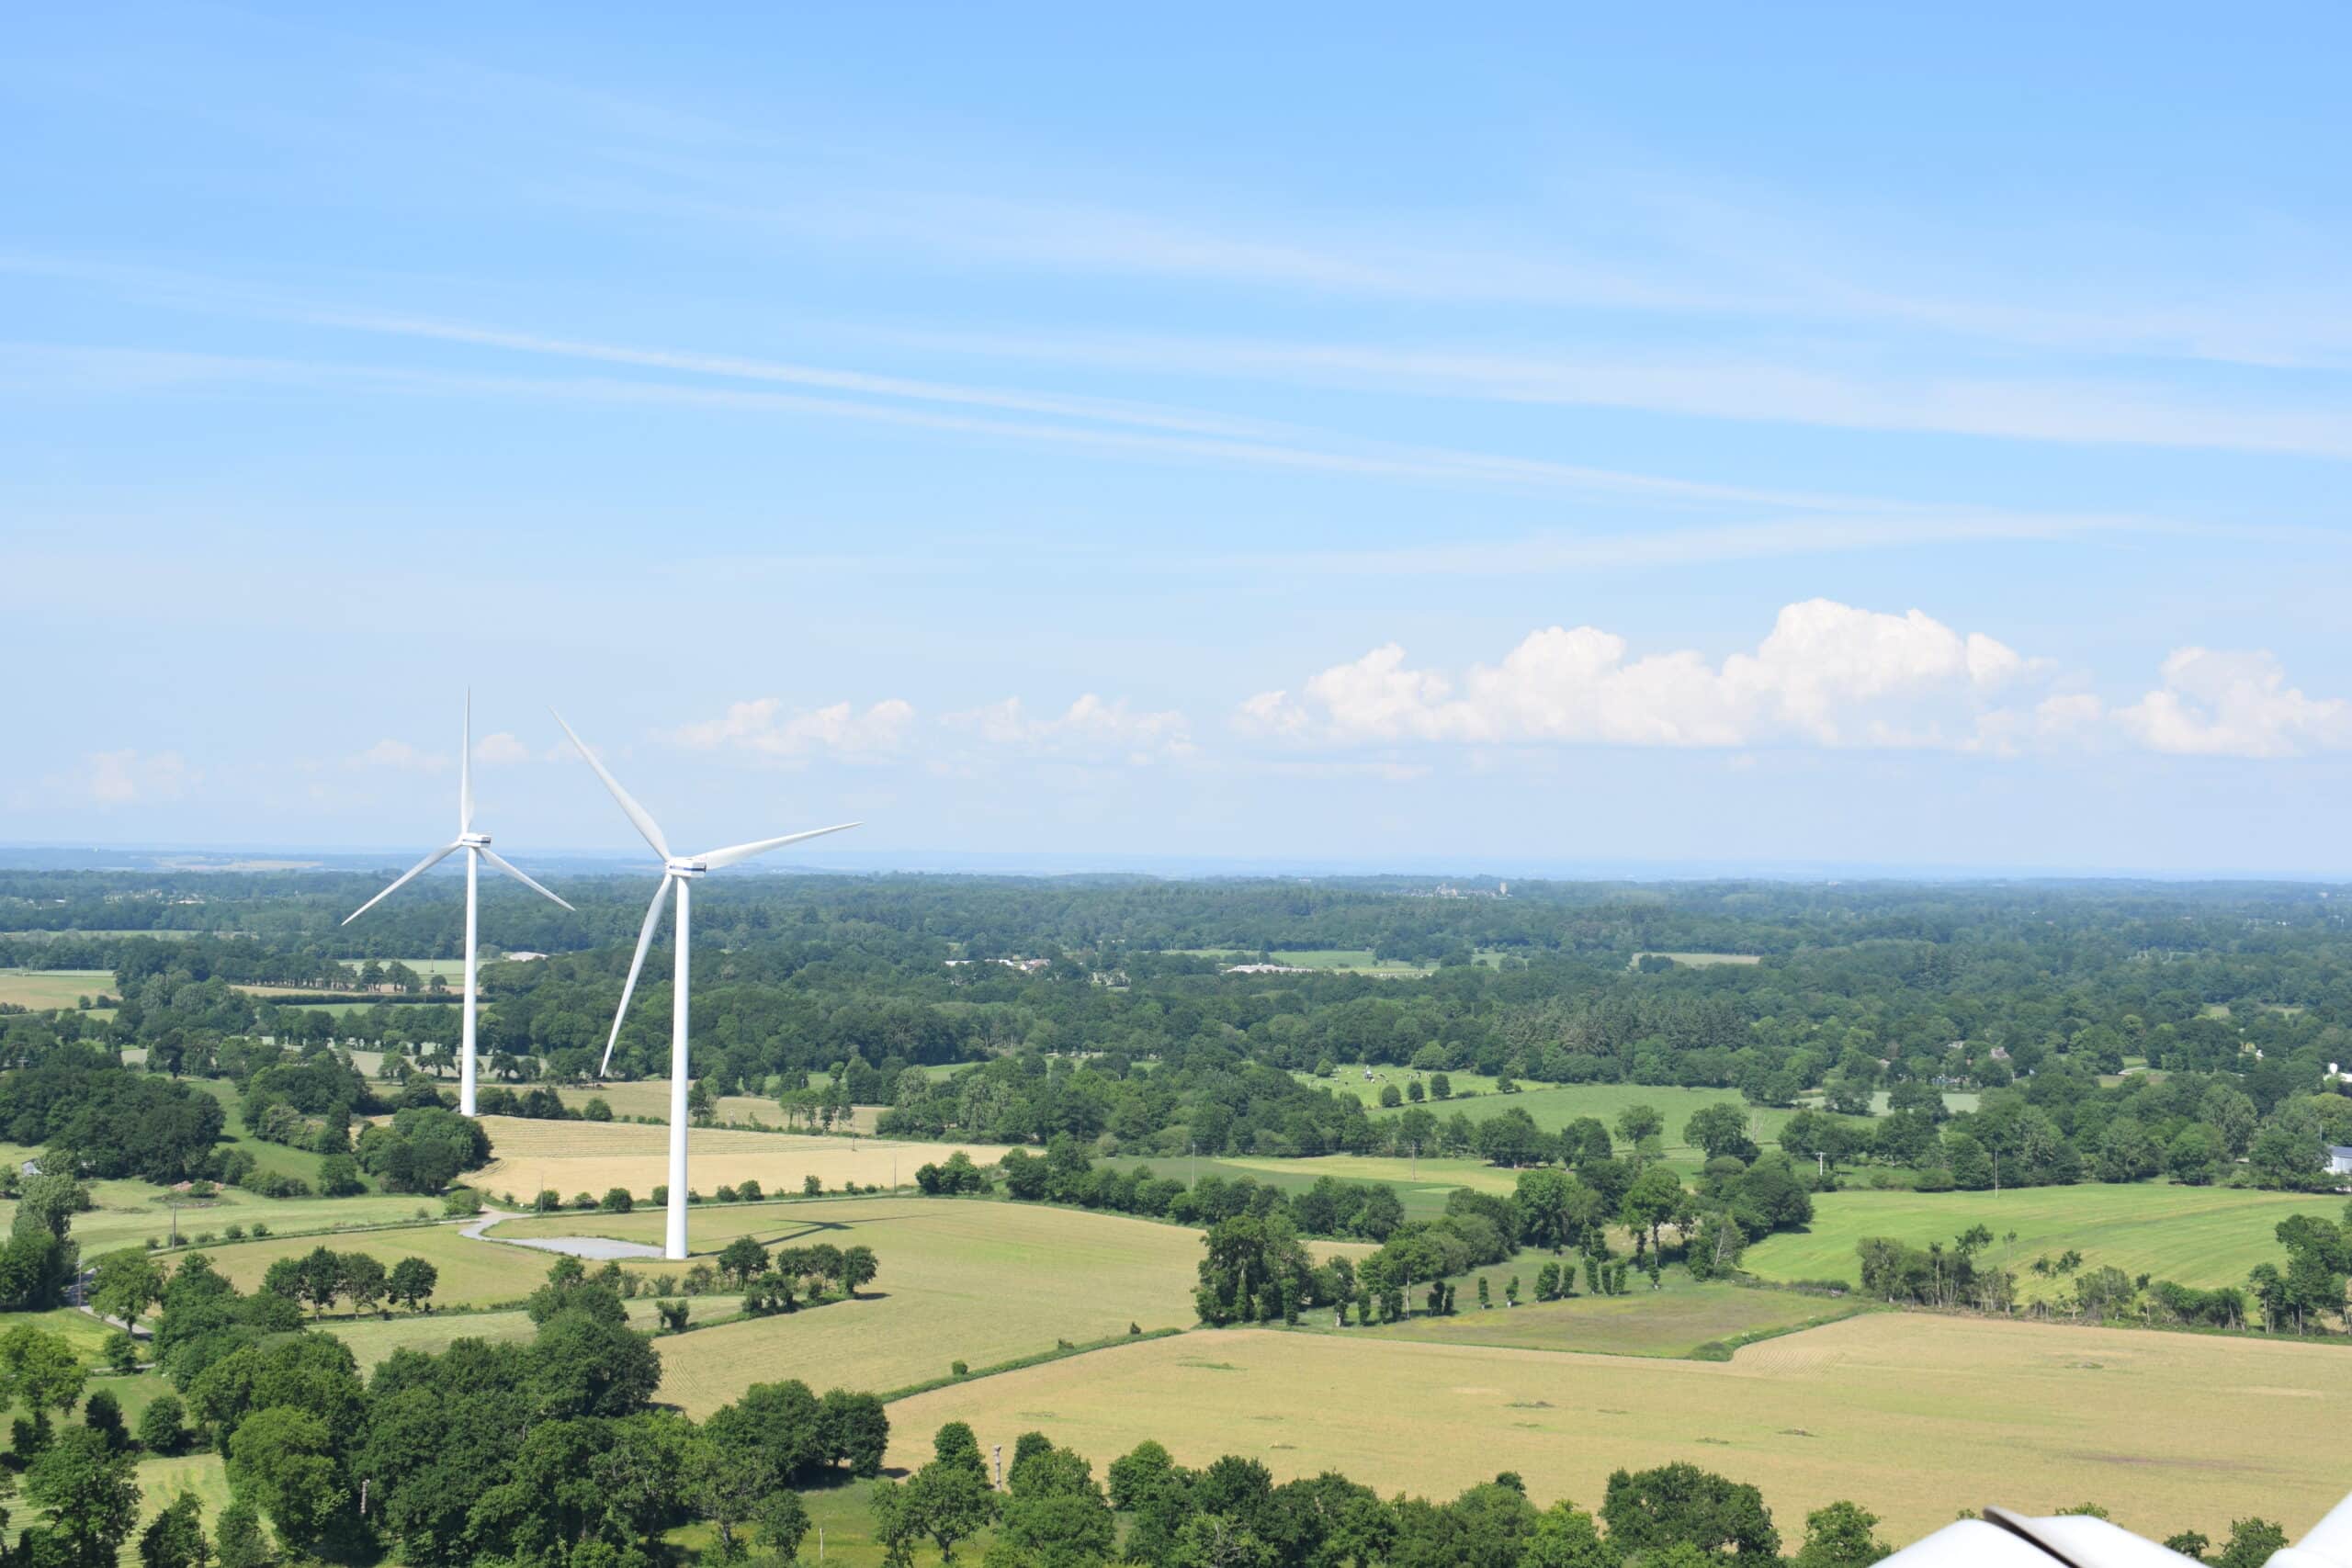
[2248,1204,2352,1335]
[256,1246,441,1316]
[1783,1068,2352,1196]
[714,1234,881,1313]
[998,1139,1409,1239]
[0,1043,223,1182]
[873,1427,1900,1568]
[0,1171,85,1312]
[22,1246,893,1567]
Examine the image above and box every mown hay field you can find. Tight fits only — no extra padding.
[889,1312,2352,1546]
[1740,1182,2346,1300]
[571,1198,1287,1417]
[198,1221,571,1307]
[1346,1276,1869,1359]
[471,1120,996,1202]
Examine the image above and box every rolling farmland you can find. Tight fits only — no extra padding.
[888,1312,2352,1545]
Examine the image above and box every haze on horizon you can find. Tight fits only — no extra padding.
[6,4,2350,875]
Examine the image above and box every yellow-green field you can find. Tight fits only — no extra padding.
[196,1221,609,1307]
[0,968,114,1010]
[1631,951,1763,968]
[489,1198,1266,1417]
[472,1119,998,1202]
[1345,1276,1869,1359]
[1740,1183,2346,1299]
[888,1313,2352,1546]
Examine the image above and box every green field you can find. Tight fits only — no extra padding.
[198,1221,604,1308]
[1741,1182,2347,1299]
[1631,951,1762,968]
[888,1312,2352,1546]
[488,1197,1244,1417]
[0,969,114,1010]
[1350,1275,1868,1359]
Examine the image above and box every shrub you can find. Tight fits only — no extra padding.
[571,1192,596,1211]
[534,1190,560,1213]
[737,1179,763,1201]
[221,1224,245,1241]
[138,1393,187,1455]
[951,1359,969,1377]
[599,1188,634,1213]
[248,1223,269,1238]
[803,1175,822,1197]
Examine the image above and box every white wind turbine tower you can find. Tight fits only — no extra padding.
[344,694,574,1116]
[554,711,858,1260]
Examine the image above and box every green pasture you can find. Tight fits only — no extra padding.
[1343,1272,1870,1359]
[198,1221,582,1308]
[1740,1181,2347,1298]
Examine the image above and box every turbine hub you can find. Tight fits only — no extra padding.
[458,832,492,847]
[665,858,707,877]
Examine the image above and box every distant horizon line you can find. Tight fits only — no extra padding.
[1,839,2348,886]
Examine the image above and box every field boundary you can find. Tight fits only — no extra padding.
[880,1325,1187,1402]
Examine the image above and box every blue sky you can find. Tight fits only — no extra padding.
[6,3,2351,874]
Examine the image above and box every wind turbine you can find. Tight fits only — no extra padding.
[343,694,573,1116]
[553,711,858,1260]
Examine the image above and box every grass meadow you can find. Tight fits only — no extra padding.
[471,1119,997,1203]
[0,969,114,1010]
[888,1311,2352,1546]
[0,1145,431,1258]
[1740,1182,2347,1300]
[199,1221,566,1307]
[1341,1274,1871,1359]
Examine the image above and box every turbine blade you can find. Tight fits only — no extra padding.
[599,875,673,1077]
[341,843,460,926]
[460,689,474,834]
[479,847,574,911]
[550,709,670,860]
[693,822,861,871]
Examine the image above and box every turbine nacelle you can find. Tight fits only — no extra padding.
[459,831,493,849]
[664,858,708,878]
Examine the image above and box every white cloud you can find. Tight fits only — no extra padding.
[350,739,447,772]
[947,694,1193,762]
[2116,649,2352,758]
[474,731,531,765]
[668,697,915,762]
[1239,600,2038,752]
[86,750,195,806]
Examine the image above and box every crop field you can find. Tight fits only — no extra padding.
[889,1312,2352,1545]
[1346,1277,1871,1359]
[1741,1182,2346,1300]
[1308,1071,1803,1145]
[324,1293,736,1370]
[472,1119,997,1202]
[520,1198,1239,1416]
[198,1220,589,1307]
[0,968,114,1010]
